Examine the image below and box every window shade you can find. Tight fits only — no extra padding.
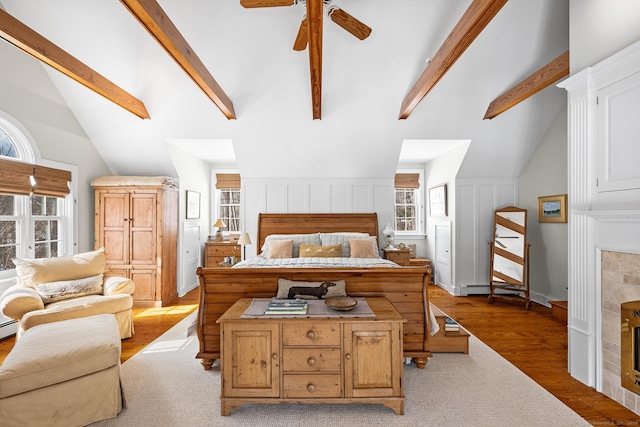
[0,157,33,195]
[394,173,420,189]
[33,165,72,197]
[215,173,241,189]
[0,157,71,197]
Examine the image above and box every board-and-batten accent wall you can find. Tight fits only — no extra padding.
[241,178,394,256]
[454,178,518,296]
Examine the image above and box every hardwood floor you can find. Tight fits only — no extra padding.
[1,285,637,425]
[428,284,639,425]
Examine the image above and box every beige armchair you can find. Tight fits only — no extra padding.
[0,248,135,340]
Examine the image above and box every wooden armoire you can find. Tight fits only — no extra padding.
[92,176,178,307]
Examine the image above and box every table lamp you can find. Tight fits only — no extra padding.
[238,232,252,260]
[213,218,226,242]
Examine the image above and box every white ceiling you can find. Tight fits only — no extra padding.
[1,0,569,179]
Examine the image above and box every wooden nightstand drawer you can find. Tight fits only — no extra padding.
[282,348,341,372]
[283,374,342,398]
[282,323,340,346]
[383,248,411,266]
[204,242,239,267]
[206,244,237,256]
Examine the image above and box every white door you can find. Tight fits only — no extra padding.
[182,223,201,297]
[435,223,451,288]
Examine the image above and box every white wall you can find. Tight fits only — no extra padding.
[0,34,112,253]
[519,105,568,304]
[455,179,518,296]
[167,144,212,296]
[570,0,640,72]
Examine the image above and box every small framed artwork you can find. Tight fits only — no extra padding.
[538,194,567,223]
[429,184,448,217]
[186,190,200,219]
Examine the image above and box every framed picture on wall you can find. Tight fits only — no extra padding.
[186,190,200,219]
[538,194,567,223]
[429,184,448,217]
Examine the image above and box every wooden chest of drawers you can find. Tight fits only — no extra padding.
[204,242,240,267]
[217,298,405,416]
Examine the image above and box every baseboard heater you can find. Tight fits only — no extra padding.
[0,318,17,340]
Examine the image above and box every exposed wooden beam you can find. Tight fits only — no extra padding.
[0,9,149,119]
[484,50,569,120]
[121,0,236,120]
[307,0,323,120]
[398,0,508,120]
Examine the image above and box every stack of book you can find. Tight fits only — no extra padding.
[444,317,460,332]
[264,298,308,315]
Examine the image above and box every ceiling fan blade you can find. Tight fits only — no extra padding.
[328,7,371,40]
[240,0,295,8]
[293,17,308,51]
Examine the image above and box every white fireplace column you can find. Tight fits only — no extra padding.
[558,70,598,387]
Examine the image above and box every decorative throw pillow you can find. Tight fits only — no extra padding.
[319,232,370,257]
[276,278,346,300]
[349,237,379,258]
[13,248,106,288]
[267,239,294,259]
[261,233,321,258]
[299,243,342,258]
[34,274,104,304]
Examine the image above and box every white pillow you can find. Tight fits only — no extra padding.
[34,274,104,304]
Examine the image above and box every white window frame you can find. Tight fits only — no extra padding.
[0,113,75,281]
[394,169,425,238]
[210,168,242,238]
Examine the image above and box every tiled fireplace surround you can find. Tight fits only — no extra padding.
[601,251,640,412]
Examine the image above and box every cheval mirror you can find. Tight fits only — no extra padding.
[487,206,531,310]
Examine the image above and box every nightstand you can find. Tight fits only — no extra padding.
[382,248,411,266]
[205,241,240,267]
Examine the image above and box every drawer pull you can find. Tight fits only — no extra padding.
[345,353,352,360]
[306,330,316,340]
[272,353,278,360]
[307,357,316,366]
[307,383,316,393]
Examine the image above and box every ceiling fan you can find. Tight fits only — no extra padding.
[240,0,372,51]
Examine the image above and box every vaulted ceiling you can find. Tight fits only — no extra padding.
[0,0,569,179]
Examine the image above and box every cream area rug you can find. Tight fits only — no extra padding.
[92,312,589,427]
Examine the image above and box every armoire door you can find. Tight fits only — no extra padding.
[98,191,129,265]
[129,192,157,265]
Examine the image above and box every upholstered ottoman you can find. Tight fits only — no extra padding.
[0,314,123,427]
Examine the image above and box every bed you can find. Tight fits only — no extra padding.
[196,213,433,370]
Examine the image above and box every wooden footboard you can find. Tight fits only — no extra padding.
[196,266,432,370]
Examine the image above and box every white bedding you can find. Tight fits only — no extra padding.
[230,255,440,337]
[232,257,400,268]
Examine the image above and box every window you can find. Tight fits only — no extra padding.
[219,188,241,232]
[395,188,417,232]
[214,173,241,233]
[394,172,423,235]
[0,113,73,276]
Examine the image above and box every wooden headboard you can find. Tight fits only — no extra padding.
[256,213,379,255]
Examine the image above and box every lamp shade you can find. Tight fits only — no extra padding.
[238,232,252,245]
[213,218,226,229]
